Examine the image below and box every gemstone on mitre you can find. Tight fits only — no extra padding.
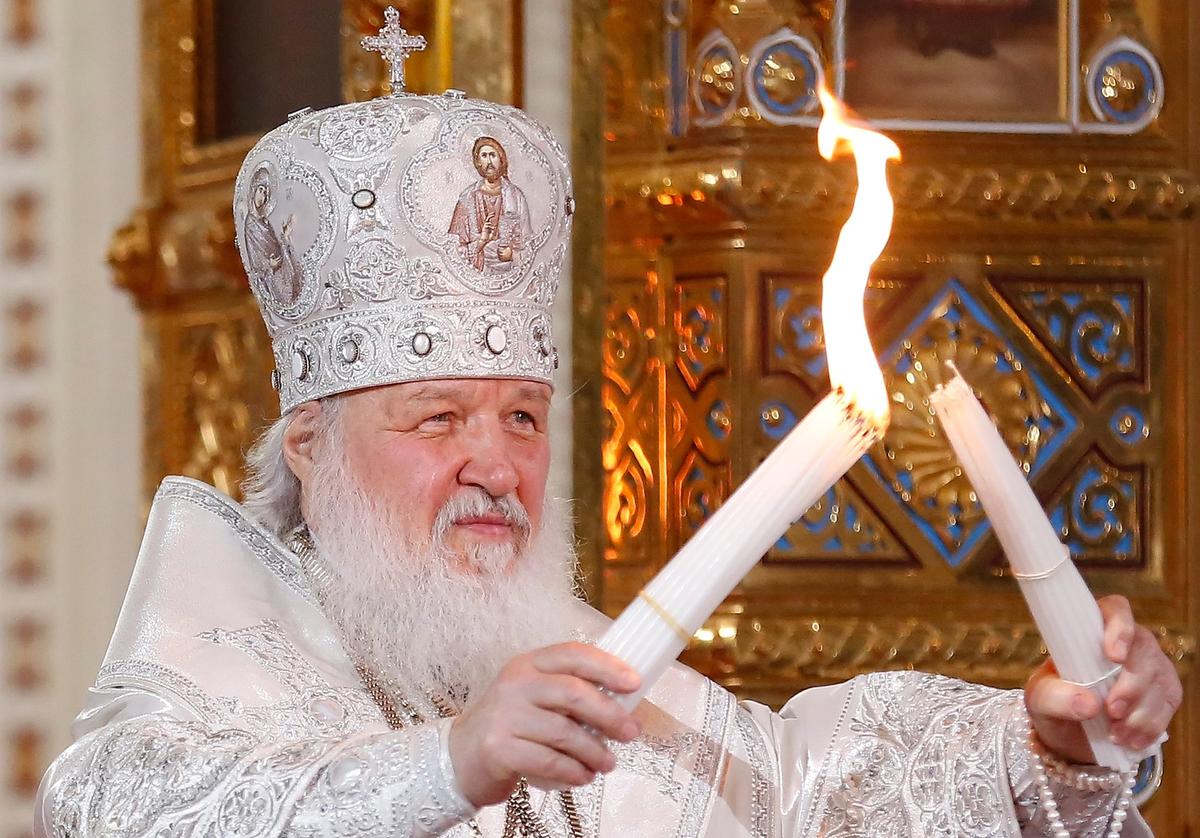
[338,336,360,364]
[291,349,310,381]
[412,331,432,356]
[485,324,507,355]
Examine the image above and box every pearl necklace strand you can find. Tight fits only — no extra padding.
[1028,722,1136,838]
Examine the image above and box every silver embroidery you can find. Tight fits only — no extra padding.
[733,705,778,838]
[804,671,1124,837]
[314,99,428,161]
[614,731,706,802]
[232,90,572,415]
[677,678,735,838]
[155,477,314,604]
[197,619,380,739]
[46,716,472,838]
[96,658,226,724]
[328,159,392,239]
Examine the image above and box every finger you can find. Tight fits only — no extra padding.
[502,737,596,789]
[1026,661,1102,722]
[1111,703,1169,751]
[1109,664,1183,747]
[1097,595,1136,663]
[1105,626,1159,719]
[532,674,641,742]
[530,643,641,694]
[515,707,615,774]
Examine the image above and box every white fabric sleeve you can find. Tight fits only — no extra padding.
[1003,706,1152,838]
[34,689,477,838]
[733,672,1154,838]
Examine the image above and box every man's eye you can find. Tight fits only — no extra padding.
[425,412,452,424]
[513,410,536,425]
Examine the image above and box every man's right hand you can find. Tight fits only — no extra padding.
[448,643,643,807]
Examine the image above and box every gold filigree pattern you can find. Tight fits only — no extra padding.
[769,482,911,564]
[180,319,273,498]
[873,283,1074,565]
[606,161,1200,235]
[601,275,660,564]
[667,274,731,549]
[585,2,1198,829]
[1043,450,1144,568]
[681,616,1195,699]
[995,278,1144,400]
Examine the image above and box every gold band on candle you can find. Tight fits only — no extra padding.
[1010,550,1071,582]
[637,590,691,644]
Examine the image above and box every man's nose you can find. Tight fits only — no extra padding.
[457,424,519,497]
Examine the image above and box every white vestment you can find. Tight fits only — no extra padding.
[36,478,1149,837]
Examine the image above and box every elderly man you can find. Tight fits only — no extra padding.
[37,25,1179,838]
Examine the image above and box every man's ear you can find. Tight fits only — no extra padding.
[282,402,324,485]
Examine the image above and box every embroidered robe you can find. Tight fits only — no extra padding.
[35,478,1148,837]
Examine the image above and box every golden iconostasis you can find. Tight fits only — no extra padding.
[109,1,1198,831]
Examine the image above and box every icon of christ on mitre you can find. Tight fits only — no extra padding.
[34,9,1179,838]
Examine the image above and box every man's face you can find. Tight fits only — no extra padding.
[474,144,502,181]
[335,378,552,571]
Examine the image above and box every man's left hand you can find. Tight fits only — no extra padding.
[1024,595,1182,765]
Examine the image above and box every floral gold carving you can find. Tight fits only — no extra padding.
[681,616,1194,700]
[583,5,1199,826]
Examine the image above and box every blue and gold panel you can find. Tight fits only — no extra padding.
[867,278,1080,567]
[1046,449,1145,568]
[763,272,912,394]
[755,270,1156,573]
[669,273,731,546]
[757,271,915,566]
[995,278,1144,400]
[746,28,823,126]
[601,274,662,566]
[771,481,911,564]
[674,275,726,394]
[756,398,910,564]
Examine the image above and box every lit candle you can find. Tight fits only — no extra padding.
[599,90,898,710]
[930,368,1139,771]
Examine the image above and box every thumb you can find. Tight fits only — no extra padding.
[1025,659,1101,722]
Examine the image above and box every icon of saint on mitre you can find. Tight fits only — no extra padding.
[447,136,533,274]
[243,164,303,307]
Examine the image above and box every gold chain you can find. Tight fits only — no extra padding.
[290,529,583,837]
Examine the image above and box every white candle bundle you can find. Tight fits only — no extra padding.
[598,88,897,711]
[930,370,1137,771]
[599,391,882,710]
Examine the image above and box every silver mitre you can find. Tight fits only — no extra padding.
[233,8,572,413]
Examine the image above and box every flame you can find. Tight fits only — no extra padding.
[817,86,900,430]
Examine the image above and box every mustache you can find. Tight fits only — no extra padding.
[432,488,531,545]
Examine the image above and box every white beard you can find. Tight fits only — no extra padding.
[304,444,579,707]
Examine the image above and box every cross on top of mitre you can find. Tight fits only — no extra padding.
[361,6,427,94]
